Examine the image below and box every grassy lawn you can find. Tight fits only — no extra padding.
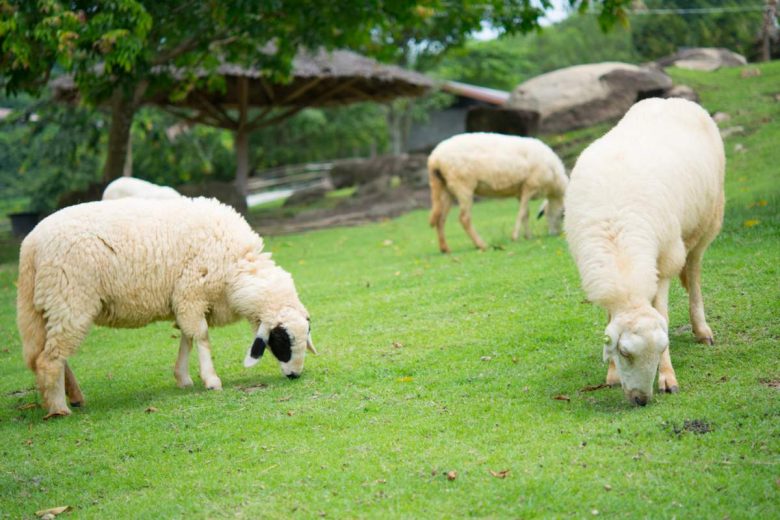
[1,63,778,519]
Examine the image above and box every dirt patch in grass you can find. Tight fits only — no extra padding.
[673,419,713,435]
[760,378,780,389]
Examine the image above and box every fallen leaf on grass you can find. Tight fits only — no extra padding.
[489,469,510,479]
[604,484,612,491]
[144,406,159,413]
[480,356,492,362]
[18,403,39,411]
[579,383,610,393]
[743,219,760,228]
[24,439,33,446]
[286,410,295,416]
[7,388,33,397]
[446,470,457,481]
[392,341,404,349]
[277,396,292,402]
[553,395,571,402]
[397,376,414,383]
[35,506,71,517]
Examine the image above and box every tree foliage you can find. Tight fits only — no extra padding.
[630,0,767,60]
[434,12,638,91]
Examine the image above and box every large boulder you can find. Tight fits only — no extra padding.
[656,48,747,71]
[506,62,673,133]
[465,107,540,136]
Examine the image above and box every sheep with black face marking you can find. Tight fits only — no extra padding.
[17,197,315,419]
[102,177,182,200]
[428,132,568,253]
[564,98,725,406]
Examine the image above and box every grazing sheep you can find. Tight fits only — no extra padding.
[428,132,568,253]
[17,197,316,418]
[564,98,725,406]
[102,177,182,200]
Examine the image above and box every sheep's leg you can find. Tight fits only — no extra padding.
[658,347,679,393]
[455,193,487,251]
[682,247,714,345]
[606,359,620,387]
[174,335,194,388]
[653,278,671,323]
[37,306,94,418]
[195,326,222,390]
[36,351,69,418]
[63,362,84,407]
[434,192,453,254]
[512,187,534,240]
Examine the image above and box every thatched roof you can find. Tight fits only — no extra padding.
[52,49,432,117]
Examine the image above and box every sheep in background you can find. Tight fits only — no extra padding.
[428,133,568,253]
[102,177,182,200]
[17,197,316,418]
[565,98,725,406]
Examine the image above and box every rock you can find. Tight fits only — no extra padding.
[283,181,332,207]
[465,107,540,136]
[506,62,673,133]
[355,175,392,198]
[178,181,248,215]
[663,84,699,103]
[712,112,731,124]
[657,48,747,71]
[719,126,745,139]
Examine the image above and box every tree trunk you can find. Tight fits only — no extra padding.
[102,82,148,183]
[234,77,250,197]
[122,136,133,177]
[761,0,778,62]
[235,128,250,197]
[102,90,137,183]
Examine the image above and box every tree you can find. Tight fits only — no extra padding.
[0,1,632,191]
[630,0,766,60]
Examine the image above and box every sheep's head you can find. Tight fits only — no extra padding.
[604,307,668,406]
[244,306,316,379]
[231,255,316,379]
[537,197,564,235]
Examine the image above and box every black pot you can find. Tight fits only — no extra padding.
[8,212,41,239]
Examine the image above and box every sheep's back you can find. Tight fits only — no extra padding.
[24,197,261,327]
[428,133,564,193]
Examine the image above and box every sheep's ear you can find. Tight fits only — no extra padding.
[244,323,269,367]
[536,200,547,220]
[306,332,318,355]
[603,323,619,363]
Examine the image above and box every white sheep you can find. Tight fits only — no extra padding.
[17,197,316,418]
[102,176,182,200]
[428,132,568,253]
[564,97,725,406]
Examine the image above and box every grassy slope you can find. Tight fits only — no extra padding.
[0,63,778,519]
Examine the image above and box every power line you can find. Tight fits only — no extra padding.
[629,6,765,16]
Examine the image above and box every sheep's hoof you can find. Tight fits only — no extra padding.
[697,336,715,346]
[665,385,679,394]
[176,376,194,388]
[43,409,71,420]
[69,400,84,408]
[204,377,223,391]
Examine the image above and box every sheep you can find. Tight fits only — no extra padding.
[564,97,725,406]
[427,132,568,253]
[17,196,316,418]
[102,176,182,200]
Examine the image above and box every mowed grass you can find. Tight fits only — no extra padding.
[0,63,778,519]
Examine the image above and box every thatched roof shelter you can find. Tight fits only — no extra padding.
[52,49,433,195]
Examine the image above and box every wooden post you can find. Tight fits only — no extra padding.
[761,0,778,62]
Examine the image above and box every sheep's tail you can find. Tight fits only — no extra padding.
[428,167,447,227]
[17,241,45,372]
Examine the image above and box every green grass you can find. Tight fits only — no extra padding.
[1,63,778,519]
